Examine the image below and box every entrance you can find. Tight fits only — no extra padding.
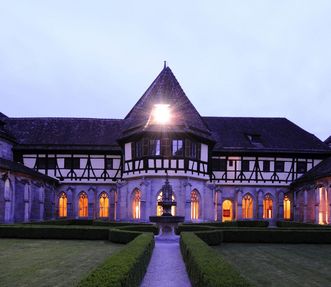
[222,200,233,222]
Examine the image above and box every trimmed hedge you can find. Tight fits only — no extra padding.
[277,221,331,229]
[180,232,253,287]
[0,225,109,240]
[176,224,215,234]
[109,229,143,244]
[222,229,331,243]
[194,230,223,246]
[117,225,159,235]
[181,220,269,228]
[78,233,154,287]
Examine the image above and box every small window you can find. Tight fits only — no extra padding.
[263,160,270,172]
[185,140,201,159]
[275,161,284,172]
[247,134,262,144]
[64,158,80,169]
[228,160,234,167]
[172,139,183,156]
[242,160,250,172]
[149,139,161,156]
[105,158,113,169]
[36,158,56,169]
[297,161,307,173]
[212,158,226,171]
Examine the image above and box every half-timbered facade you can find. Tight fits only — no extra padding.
[1,66,330,224]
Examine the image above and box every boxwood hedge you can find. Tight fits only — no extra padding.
[180,232,253,287]
[78,233,154,287]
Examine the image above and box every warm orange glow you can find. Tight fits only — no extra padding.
[152,104,171,124]
[191,190,199,220]
[242,194,253,219]
[114,191,118,220]
[284,195,291,220]
[59,192,67,217]
[157,191,176,216]
[222,199,233,222]
[99,192,109,218]
[79,192,88,217]
[132,190,141,219]
[319,187,329,224]
[263,194,273,219]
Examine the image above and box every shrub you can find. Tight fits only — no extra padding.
[0,225,109,240]
[117,225,159,235]
[176,224,215,234]
[109,229,143,244]
[277,221,331,229]
[78,233,154,287]
[180,232,253,287]
[194,230,223,246]
[222,229,331,243]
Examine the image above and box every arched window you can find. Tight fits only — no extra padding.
[157,191,176,216]
[191,190,199,220]
[319,187,329,224]
[79,192,88,217]
[59,192,67,217]
[242,194,253,219]
[132,189,141,219]
[99,192,109,218]
[284,195,291,220]
[263,194,273,219]
[222,200,233,222]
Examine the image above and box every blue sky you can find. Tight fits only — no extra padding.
[1,1,330,140]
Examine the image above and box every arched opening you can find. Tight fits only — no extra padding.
[191,190,200,220]
[242,194,253,219]
[284,195,291,220]
[99,192,109,218]
[78,192,88,217]
[132,189,141,219]
[59,192,67,217]
[319,187,329,224]
[263,194,273,219]
[156,191,176,216]
[222,199,233,222]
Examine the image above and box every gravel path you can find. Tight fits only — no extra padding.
[140,237,191,287]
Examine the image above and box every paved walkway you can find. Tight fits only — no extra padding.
[140,237,191,287]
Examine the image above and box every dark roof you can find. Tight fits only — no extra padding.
[5,117,123,151]
[0,158,58,183]
[325,136,331,145]
[203,117,331,154]
[292,156,331,185]
[122,66,212,140]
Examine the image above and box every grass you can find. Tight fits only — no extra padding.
[214,243,331,287]
[0,239,123,287]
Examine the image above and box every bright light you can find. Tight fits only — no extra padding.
[152,104,171,124]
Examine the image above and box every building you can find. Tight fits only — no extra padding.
[1,66,330,224]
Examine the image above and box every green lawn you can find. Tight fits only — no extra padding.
[214,243,331,287]
[0,239,123,287]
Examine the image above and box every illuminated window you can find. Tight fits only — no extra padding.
[284,195,291,220]
[157,191,176,216]
[319,187,329,224]
[59,192,67,217]
[263,194,273,219]
[191,190,199,220]
[222,200,233,222]
[79,192,88,217]
[99,192,109,218]
[242,194,253,219]
[132,189,141,219]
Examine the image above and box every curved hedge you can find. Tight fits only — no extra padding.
[78,233,155,287]
[277,221,331,229]
[180,232,253,287]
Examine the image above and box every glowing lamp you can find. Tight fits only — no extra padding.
[152,104,171,124]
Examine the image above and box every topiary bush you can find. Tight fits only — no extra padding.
[180,232,253,287]
[194,230,223,246]
[116,224,159,235]
[108,229,143,244]
[276,221,331,229]
[78,233,155,287]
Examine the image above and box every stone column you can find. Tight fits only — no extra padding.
[278,192,284,220]
[303,190,308,223]
[315,187,320,224]
[184,181,192,221]
[293,191,297,221]
[237,190,243,220]
[257,189,263,219]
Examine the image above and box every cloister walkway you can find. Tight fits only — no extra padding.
[140,237,191,287]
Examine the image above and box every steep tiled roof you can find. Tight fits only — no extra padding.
[203,117,331,154]
[122,66,212,140]
[5,117,123,151]
[292,156,331,185]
